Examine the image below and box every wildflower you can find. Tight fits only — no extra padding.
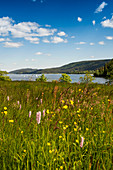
[43,109,45,117]
[59,121,63,124]
[63,126,66,130]
[21,131,23,134]
[4,107,7,110]
[74,122,77,125]
[49,150,52,153]
[70,100,74,105]
[108,99,110,102]
[86,128,89,131]
[19,104,21,110]
[36,97,38,100]
[40,99,42,104]
[7,96,9,101]
[47,109,49,114]
[78,100,79,103]
[63,105,68,109]
[62,100,65,103]
[24,150,26,153]
[66,125,68,128]
[60,166,63,169]
[78,114,80,117]
[103,131,105,133]
[54,158,56,161]
[76,139,79,143]
[79,89,81,92]
[74,128,77,131]
[29,111,31,118]
[47,142,51,146]
[36,111,41,124]
[4,111,7,115]
[80,137,84,148]
[17,101,19,105]
[59,136,62,139]
[9,120,14,123]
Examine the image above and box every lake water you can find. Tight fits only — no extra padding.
[7,74,108,84]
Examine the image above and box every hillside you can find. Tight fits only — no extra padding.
[9,59,111,74]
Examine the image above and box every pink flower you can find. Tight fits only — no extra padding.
[36,111,41,124]
[7,96,9,101]
[40,99,42,104]
[43,109,45,117]
[29,111,32,118]
[17,101,20,105]
[80,137,84,148]
[36,97,38,100]
[19,104,21,110]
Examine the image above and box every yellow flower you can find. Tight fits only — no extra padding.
[47,142,51,146]
[108,99,110,102]
[74,128,77,131]
[4,107,7,110]
[86,128,89,131]
[4,111,7,115]
[76,140,79,143]
[66,125,68,128]
[9,120,14,123]
[59,136,62,139]
[21,131,23,134]
[103,131,105,133]
[63,105,68,109]
[70,100,74,105]
[24,150,26,153]
[62,100,65,103]
[74,122,77,125]
[79,89,81,92]
[49,150,52,153]
[47,109,49,114]
[78,114,80,117]
[59,121,63,124]
[60,166,63,170]
[63,126,66,130]
[91,107,93,110]
[54,158,56,161]
[1,112,3,114]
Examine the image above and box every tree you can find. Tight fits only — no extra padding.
[79,71,95,84]
[36,74,47,82]
[0,71,11,81]
[59,73,72,83]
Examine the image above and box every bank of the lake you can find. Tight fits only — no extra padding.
[7,74,108,84]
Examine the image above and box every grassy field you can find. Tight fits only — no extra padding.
[0,81,113,170]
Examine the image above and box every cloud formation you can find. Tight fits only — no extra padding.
[3,42,23,48]
[77,17,82,22]
[95,2,108,13]
[92,20,96,25]
[76,42,86,45]
[51,36,68,43]
[98,41,105,45]
[101,16,113,28]
[57,31,66,36]
[105,36,113,40]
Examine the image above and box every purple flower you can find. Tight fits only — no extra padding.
[7,96,9,101]
[36,111,41,124]
[80,137,84,148]
[43,109,45,117]
[29,111,32,118]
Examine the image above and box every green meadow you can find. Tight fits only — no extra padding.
[0,81,113,170]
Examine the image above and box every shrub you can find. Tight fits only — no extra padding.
[36,74,47,82]
[59,73,72,83]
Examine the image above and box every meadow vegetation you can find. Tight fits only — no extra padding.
[0,81,113,169]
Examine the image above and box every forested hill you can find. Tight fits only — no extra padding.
[9,59,111,74]
[94,59,113,79]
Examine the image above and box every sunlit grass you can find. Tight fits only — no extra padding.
[0,81,113,169]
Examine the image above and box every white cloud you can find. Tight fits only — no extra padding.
[0,38,5,42]
[92,20,96,25]
[45,24,51,28]
[57,31,66,36]
[95,2,108,13]
[76,48,80,50]
[35,52,43,55]
[3,42,23,48]
[101,16,113,28]
[77,17,82,22]
[76,42,86,45]
[102,16,106,20]
[24,37,39,44]
[90,43,95,45]
[105,36,113,40]
[42,39,50,43]
[51,36,68,44]
[71,36,75,38]
[98,41,105,45]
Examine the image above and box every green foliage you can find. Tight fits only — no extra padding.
[59,73,72,83]
[36,74,47,82]
[0,81,113,169]
[0,70,11,81]
[79,72,95,84]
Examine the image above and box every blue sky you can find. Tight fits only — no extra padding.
[0,0,113,71]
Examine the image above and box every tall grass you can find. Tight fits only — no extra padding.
[0,81,113,169]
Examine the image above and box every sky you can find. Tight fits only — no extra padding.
[0,0,113,71]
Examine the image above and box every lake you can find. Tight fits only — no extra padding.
[7,74,108,84]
